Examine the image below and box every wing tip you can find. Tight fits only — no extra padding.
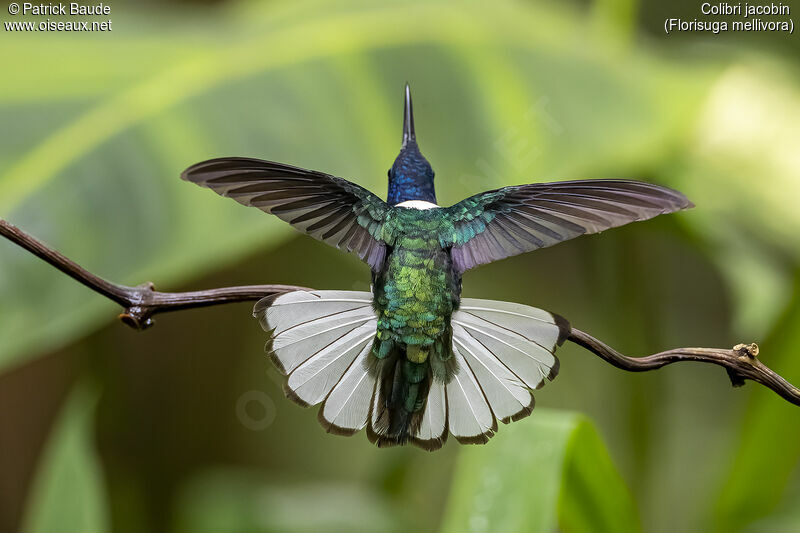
[662,188,694,213]
[179,157,223,184]
[179,160,213,184]
[644,182,694,215]
[181,156,270,182]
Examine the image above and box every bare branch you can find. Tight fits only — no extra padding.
[568,328,799,406]
[0,219,309,329]
[2,217,798,407]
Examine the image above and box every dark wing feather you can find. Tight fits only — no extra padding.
[446,179,693,273]
[182,158,391,270]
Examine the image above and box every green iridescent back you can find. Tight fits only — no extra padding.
[372,207,458,368]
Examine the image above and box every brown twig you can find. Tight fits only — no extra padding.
[568,329,800,406]
[0,219,309,329]
[2,218,798,407]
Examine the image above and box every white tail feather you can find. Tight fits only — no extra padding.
[446,344,496,443]
[286,322,376,406]
[453,298,561,389]
[443,298,565,442]
[453,324,533,423]
[256,290,377,408]
[256,291,567,449]
[414,379,447,445]
[319,343,376,434]
[258,291,375,375]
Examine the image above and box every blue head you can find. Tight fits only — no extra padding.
[387,84,436,205]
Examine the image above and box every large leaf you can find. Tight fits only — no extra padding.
[20,381,108,533]
[439,409,639,533]
[0,0,709,372]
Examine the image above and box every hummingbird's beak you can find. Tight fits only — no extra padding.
[402,83,415,148]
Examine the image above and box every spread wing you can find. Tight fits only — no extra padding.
[445,179,692,273]
[182,157,391,270]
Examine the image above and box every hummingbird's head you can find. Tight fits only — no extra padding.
[387,84,436,206]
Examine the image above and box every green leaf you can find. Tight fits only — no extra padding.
[439,409,639,533]
[21,381,108,533]
[0,0,709,373]
[173,469,410,533]
[558,418,640,533]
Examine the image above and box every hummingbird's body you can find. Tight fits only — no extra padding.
[371,206,459,441]
[183,84,693,450]
[374,207,456,357]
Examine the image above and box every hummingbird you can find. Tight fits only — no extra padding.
[182,84,692,450]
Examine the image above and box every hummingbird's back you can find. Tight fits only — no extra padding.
[369,205,461,445]
[372,206,459,359]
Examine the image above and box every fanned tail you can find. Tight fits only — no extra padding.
[255,291,569,451]
[441,297,568,443]
[255,290,378,434]
[402,297,568,449]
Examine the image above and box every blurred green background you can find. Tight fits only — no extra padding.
[1,0,799,531]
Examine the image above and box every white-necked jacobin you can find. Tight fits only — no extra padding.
[182,84,692,450]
